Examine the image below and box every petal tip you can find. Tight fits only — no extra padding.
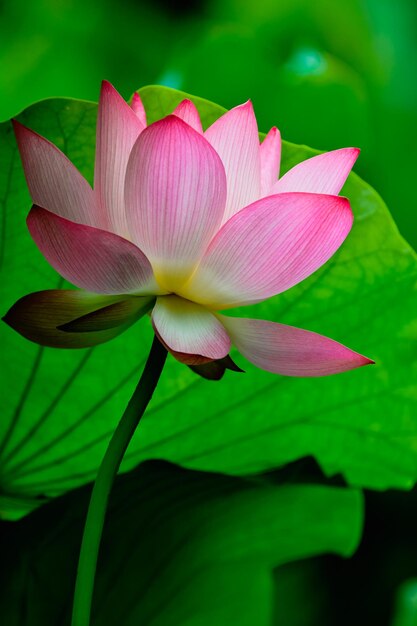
[360,356,375,366]
[26,204,43,226]
[172,99,196,115]
[155,113,180,126]
[11,117,21,130]
[172,99,203,133]
[11,118,30,140]
[11,120,56,159]
[101,79,114,91]
[100,80,124,103]
[336,146,360,166]
[240,99,254,113]
[339,197,354,230]
[336,195,354,217]
[130,92,146,123]
[224,99,255,118]
[348,146,361,162]
[151,113,199,135]
[2,303,23,332]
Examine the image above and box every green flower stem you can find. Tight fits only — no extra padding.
[71,335,168,626]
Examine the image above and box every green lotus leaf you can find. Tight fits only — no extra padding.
[1,86,416,519]
[0,462,363,625]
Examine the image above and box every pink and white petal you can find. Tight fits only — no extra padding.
[94,81,146,236]
[260,127,281,196]
[204,101,261,223]
[27,206,161,295]
[182,193,353,308]
[125,115,227,291]
[13,120,98,227]
[220,316,374,376]
[131,92,147,126]
[173,99,203,133]
[271,148,360,196]
[152,296,231,360]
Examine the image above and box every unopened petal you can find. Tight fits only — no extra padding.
[125,115,227,290]
[27,206,160,295]
[182,193,353,308]
[13,120,98,227]
[152,296,231,361]
[3,290,145,348]
[260,127,281,196]
[94,81,146,236]
[220,316,374,377]
[58,296,154,332]
[205,101,261,223]
[271,148,360,196]
[173,99,203,133]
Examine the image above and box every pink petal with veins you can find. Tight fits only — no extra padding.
[13,120,98,227]
[125,115,227,290]
[27,206,160,295]
[182,193,353,308]
[260,126,281,196]
[271,148,359,196]
[220,315,374,376]
[94,81,146,236]
[131,91,147,126]
[173,99,203,133]
[205,101,261,223]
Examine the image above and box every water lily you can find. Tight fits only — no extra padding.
[3,82,376,626]
[4,80,373,378]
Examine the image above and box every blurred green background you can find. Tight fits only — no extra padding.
[1,0,417,249]
[1,0,417,624]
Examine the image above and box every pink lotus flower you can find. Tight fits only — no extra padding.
[4,81,373,378]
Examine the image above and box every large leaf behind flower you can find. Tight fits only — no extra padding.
[0,461,362,625]
[0,86,416,518]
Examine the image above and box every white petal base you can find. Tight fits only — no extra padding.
[152,296,231,360]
